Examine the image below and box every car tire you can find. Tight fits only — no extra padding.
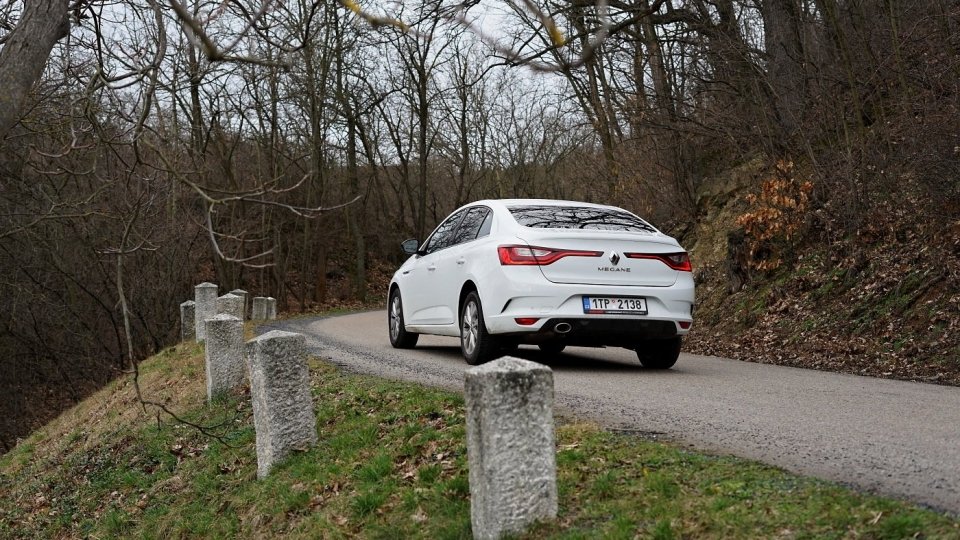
[460,291,499,365]
[636,337,681,369]
[538,343,566,355]
[388,289,419,349]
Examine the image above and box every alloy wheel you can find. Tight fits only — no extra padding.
[462,300,479,356]
[389,295,402,341]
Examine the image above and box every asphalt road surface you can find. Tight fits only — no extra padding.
[266,310,960,514]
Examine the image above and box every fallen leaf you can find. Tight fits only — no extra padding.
[412,507,428,523]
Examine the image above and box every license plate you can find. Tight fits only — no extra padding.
[582,296,647,315]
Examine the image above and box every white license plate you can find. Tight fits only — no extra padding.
[582,296,647,315]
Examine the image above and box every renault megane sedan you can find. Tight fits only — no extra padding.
[387,199,695,367]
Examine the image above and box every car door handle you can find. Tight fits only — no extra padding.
[428,264,437,271]
[456,258,466,266]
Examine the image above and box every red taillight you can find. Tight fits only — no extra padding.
[624,252,692,272]
[679,321,692,330]
[498,245,603,265]
[514,318,540,326]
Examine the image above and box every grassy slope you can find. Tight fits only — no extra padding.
[1,343,958,539]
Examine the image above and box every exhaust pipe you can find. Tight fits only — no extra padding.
[554,322,572,334]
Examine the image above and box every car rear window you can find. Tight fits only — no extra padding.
[507,205,656,232]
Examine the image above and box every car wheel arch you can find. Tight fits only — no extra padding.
[458,281,479,321]
[388,282,400,302]
[388,283,404,317]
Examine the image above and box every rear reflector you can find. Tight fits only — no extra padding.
[498,245,602,266]
[514,318,540,326]
[624,252,692,272]
[679,321,692,330]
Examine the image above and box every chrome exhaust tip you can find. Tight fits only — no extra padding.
[554,322,572,334]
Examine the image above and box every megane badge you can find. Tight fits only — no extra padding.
[609,252,621,265]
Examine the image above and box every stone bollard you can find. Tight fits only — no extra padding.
[230,289,249,319]
[217,293,245,320]
[204,314,245,402]
[194,282,218,342]
[465,357,558,540]
[248,330,316,478]
[266,297,277,320]
[180,300,196,342]
[251,297,268,321]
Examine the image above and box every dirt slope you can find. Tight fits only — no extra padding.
[684,162,960,386]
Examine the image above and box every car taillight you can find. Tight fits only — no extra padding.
[498,245,603,265]
[624,252,692,272]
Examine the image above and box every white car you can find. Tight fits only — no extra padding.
[387,199,695,367]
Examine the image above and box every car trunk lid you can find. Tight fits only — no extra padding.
[515,230,682,287]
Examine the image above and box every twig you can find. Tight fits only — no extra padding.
[109,194,242,447]
[168,0,291,68]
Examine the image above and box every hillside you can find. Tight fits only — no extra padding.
[2,341,959,538]
[684,161,960,386]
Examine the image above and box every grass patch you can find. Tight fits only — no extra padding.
[1,346,958,539]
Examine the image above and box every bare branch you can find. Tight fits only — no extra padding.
[204,203,274,267]
[451,0,612,72]
[167,0,290,68]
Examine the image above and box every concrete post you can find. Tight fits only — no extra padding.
[248,330,316,478]
[251,297,268,321]
[180,300,196,342]
[266,297,277,320]
[465,357,558,540]
[194,282,218,342]
[230,289,249,319]
[217,293,245,321]
[203,314,245,402]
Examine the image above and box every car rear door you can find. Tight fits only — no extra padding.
[439,206,493,320]
[403,209,466,325]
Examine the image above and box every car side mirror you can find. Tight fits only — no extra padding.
[401,238,420,255]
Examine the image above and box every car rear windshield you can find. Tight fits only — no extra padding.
[507,205,657,233]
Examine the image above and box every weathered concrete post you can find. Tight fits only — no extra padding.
[204,314,245,402]
[248,330,316,478]
[251,297,268,321]
[217,293,245,321]
[230,289,249,319]
[180,300,196,342]
[194,282,218,342]
[266,297,277,320]
[465,358,558,540]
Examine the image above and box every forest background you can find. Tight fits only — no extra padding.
[0,0,958,451]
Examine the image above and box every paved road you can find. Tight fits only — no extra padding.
[266,311,960,514]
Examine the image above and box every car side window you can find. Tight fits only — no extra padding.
[449,207,491,246]
[476,210,493,238]
[422,209,467,254]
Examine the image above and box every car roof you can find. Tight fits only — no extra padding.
[470,199,622,212]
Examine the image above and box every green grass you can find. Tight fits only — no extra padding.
[1,349,958,539]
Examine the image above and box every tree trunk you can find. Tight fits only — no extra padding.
[0,0,70,139]
[639,3,674,121]
[762,0,807,142]
[416,61,429,242]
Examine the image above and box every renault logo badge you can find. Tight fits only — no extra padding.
[609,252,620,265]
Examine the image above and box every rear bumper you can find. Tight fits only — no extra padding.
[503,317,678,347]
[481,268,694,341]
